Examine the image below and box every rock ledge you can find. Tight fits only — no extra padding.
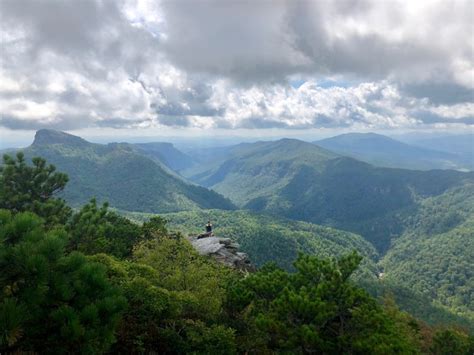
[188,236,254,271]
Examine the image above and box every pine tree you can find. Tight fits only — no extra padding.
[0,210,126,353]
[0,152,71,225]
[226,252,419,354]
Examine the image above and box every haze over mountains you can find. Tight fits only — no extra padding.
[400,134,474,157]
[315,132,472,171]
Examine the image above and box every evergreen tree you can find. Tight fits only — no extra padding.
[226,252,418,354]
[0,210,126,353]
[0,152,71,225]
[431,328,474,355]
[68,199,142,258]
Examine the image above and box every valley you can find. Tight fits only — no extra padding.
[2,129,473,351]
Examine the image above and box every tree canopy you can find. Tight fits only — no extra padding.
[0,210,126,353]
[0,152,71,225]
[1,152,472,354]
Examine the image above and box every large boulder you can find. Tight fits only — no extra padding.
[188,236,254,271]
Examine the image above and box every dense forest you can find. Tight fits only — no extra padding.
[184,138,474,253]
[1,152,473,353]
[126,209,474,331]
[381,185,474,321]
[126,209,379,277]
[21,129,235,212]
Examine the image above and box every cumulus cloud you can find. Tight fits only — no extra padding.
[0,0,472,133]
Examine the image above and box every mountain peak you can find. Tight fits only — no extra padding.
[32,129,89,147]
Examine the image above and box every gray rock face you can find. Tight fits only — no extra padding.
[188,236,254,271]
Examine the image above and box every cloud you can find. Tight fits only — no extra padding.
[206,81,423,129]
[401,82,474,105]
[0,0,472,134]
[161,1,473,87]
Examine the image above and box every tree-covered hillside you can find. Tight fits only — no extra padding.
[22,130,234,213]
[126,209,379,277]
[186,138,474,252]
[4,153,470,353]
[381,185,474,322]
[187,139,338,204]
[135,142,196,172]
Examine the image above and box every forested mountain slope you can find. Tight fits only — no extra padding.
[2,150,473,353]
[187,139,338,205]
[22,130,234,213]
[126,209,379,276]
[315,132,467,170]
[124,208,473,330]
[381,184,474,321]
[134,142,196,172]
[186,138,474,252]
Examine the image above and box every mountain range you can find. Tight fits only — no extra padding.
[6,129,473,327]
[314,132,471,171]
[400,133,473,157]
[184,138,473,252]
[21,129,234,213]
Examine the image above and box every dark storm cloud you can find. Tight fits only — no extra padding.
[152,81,224,117]
[283,1,437,76]
[0,0,112,55]
[161,0,303,83]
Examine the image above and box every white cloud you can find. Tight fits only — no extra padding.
[0,0,472,134]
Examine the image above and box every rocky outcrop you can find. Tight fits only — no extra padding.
[188,236,254,271]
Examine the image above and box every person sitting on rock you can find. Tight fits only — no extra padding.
[205,221,213,236]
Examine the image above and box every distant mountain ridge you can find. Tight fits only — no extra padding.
[314,132,470,170]
[403,134,473,156]
[22,129,235,213]
[135,142,196,172]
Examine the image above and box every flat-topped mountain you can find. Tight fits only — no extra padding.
[22,130,235,213]
[33,129,90,147]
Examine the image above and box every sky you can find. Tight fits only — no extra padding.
[0,0,473,147]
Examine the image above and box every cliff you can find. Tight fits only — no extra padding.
[188,236,254,271]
